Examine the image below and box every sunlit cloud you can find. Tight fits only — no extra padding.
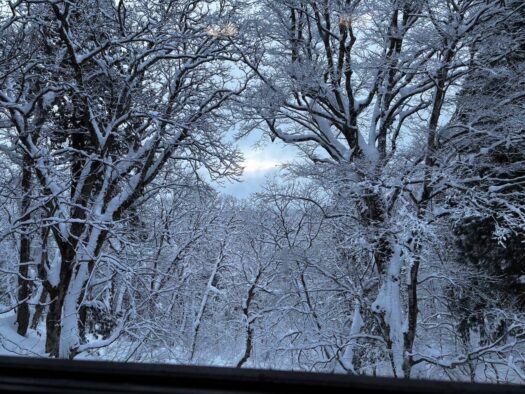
[242,158,280,174]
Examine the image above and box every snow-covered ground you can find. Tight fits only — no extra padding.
[0,311,45,358]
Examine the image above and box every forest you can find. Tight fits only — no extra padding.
[0,0,524,383]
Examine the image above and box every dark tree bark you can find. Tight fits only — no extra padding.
[16,153,32,336]
[237,272,260,368]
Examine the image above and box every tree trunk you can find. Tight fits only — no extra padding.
[45,287,63,357]
[237,276,259,368]
[190,250,224,361]
[237,325,254,368]
[402,53,452,377]
[402,252,420,377]
[16,155,32,336]
[30,288,48,331]
[45,246,73,357]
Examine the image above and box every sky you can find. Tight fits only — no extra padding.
[215,131,299,198]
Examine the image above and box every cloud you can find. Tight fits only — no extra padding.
[214,131,301,198]
[243,158,280,175]
[217,144,292,197]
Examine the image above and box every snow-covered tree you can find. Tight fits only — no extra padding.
[0,0,523,383]
[0,0,246,358]
[238,0,515,378]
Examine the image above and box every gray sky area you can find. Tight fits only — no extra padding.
[216,131,299,198]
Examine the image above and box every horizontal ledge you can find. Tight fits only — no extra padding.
[0,356,522,394]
